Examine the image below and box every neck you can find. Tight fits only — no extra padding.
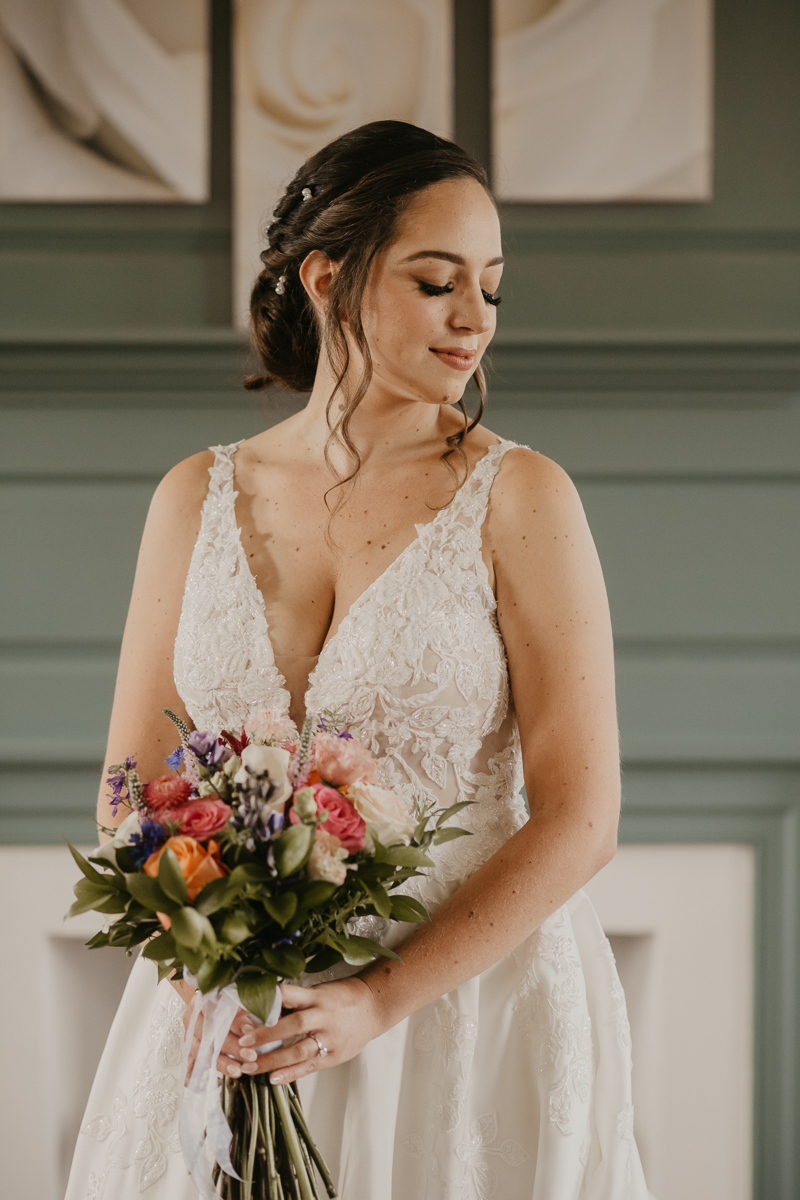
[296,350,461,472]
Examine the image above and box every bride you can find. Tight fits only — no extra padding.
[66,120,649,1198]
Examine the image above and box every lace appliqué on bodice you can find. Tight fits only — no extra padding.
[173,441,291,734]
[174,439,529,918]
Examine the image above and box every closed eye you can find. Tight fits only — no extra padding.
[418,281,502,306]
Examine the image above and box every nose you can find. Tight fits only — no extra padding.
[449,282,493,335]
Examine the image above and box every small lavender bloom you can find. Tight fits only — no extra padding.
[129,819,168,867]
[187,731,232,769]
[165,746,184,770]
[106,755,138,817]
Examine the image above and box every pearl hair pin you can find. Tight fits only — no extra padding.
[301,187,313,201]
[275,275,286,295]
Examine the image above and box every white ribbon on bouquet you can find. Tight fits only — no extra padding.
[180,971,283,1200]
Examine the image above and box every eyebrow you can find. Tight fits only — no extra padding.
[399,250,505,267]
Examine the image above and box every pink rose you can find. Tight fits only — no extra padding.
[289,784,366,854]
[307,828,348,885]
[175,798,232,840]
[313,733,377,787]
[142,774,193,810]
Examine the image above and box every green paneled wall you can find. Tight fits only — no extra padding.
[1,0,799,1195]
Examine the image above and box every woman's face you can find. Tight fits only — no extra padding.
[360,177,503,409]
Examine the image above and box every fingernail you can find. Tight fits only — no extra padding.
[241,1063,258,1074]
[241,1023,255,1034]
[239,1035,256,1047]
[227,1064,241,1078]
[271,1073,284,1084]
[240,1049,257,1063]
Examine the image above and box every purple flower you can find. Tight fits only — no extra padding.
[128,819,168,867]
[106,756,138,818]
[165,746,184,771]
[187,731,231,770]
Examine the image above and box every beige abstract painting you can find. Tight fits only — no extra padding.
[234,0,452,327]
[493,0,713,201]
[0,0,209,202]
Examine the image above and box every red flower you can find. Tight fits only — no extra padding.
[219,727,250,756]
[142,774,193,809]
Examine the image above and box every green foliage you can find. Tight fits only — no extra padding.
[158,847,188,905]
[171,906,217,952]
[65,790,474,999]
[273,824,314,878]
[236,972,277,1023]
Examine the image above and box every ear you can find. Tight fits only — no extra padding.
[299,250,340,313]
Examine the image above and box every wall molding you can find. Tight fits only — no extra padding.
[1,331,798,409]
[620,765,800,1200]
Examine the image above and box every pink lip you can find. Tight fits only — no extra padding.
[430,347,477,371]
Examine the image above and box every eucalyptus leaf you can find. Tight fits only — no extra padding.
[67,841,113,886]
[157,848,188,905]
[236,972,278,1023]
[325,931,401,966]
[142,932,177,961]
[359,880,391,919]
[171,906,217,952]
[273,824,315,878]
[295,880,338,910]
[380,845,435,868]
[431,827,472,845]
[389,895,429,923]
[263,892,298,927]
[435,800,474,827]
[194,875,238,916]
[259,945,306,980]
[304,946,341,975]
[220,910,253,946]
[197,957,234,993]
[125,873,178,914]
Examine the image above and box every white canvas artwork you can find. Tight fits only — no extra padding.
[493,0,714,201]
[234,0,452,326]
[0,0,209,201]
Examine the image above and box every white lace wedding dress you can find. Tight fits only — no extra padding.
[66,439,650,1200]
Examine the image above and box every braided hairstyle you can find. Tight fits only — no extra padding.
[246,120,494,501]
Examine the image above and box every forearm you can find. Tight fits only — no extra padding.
[359,809,615,1030]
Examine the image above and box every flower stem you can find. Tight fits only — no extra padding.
[287,1087,337,1198]
[273,1083,316,1200]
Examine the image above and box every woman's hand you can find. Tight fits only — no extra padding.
[181,994,268,1081]
[236,977,383,1086]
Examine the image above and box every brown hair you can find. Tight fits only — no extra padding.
[245,120,494,504]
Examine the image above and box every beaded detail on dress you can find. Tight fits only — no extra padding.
[173,439,528,914]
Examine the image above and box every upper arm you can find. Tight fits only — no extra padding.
[487,449,619,850]
[97,452,213,830]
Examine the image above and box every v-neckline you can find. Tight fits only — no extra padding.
[227,440,504,717]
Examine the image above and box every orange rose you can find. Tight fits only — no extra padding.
[144,835,228,901]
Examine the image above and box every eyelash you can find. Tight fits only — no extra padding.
[418,281,502,307]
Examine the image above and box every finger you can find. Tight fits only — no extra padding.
[217,1053,248,1079]
[221,1031,254,1063]
[249,1035,325,1080]
[278,983,315,1009]
[239,1008,315,1048]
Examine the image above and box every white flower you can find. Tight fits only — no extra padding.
[109,810,142,847]
[346,782,416,846]
[234,745,292,804]
[307,829,348,885]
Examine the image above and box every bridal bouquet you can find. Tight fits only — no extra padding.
[67,708,470,1200]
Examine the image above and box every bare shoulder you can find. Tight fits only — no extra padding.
[144,448,216,545]
[488,446,585,536]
